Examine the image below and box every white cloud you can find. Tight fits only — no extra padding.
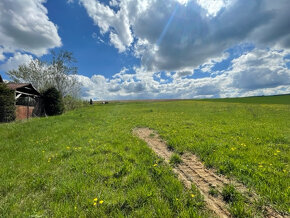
[65,0,290,99]
[229,49,290,90]
[80,0,133,53]
[75,47,290,100]
[196,0,231,17]
[0,52,33,72]
[0,0,61,58]
[80,0,290,73]
[0,47,5,61]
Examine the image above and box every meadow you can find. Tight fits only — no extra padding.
[199,94,290,105]
[0,96,289,217]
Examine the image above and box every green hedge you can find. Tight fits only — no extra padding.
[0,83,16,122]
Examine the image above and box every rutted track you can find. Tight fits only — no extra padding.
[133,128,284,218]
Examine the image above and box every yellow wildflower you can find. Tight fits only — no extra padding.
[94,198,98,201]
[276,150,281,153]
[66,146,70,149]
[191,194,195,198]
[93,202,97,206]
[99,200,104,204]
[153,164,157,167]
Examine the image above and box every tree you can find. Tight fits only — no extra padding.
[7,50,80,97]
[42,87,64,116]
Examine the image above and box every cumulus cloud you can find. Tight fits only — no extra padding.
[71,0,290,99]
[79,0,290,72]
[79,0,133,52]
[229,49,290,90]
[0,47,5,61]
[0,52,33,72]
[0,0,61,58]
[75,47,290,100]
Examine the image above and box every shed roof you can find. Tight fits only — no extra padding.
[7,83,31,90]
[7,83,40,96]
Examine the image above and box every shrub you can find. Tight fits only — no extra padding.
[63,95,88,112]
[0,83,16,122]
[42,87,64,116]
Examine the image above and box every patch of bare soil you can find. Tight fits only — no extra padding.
[133,128,284,218]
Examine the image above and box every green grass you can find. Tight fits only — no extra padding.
[208,187,219,197]
[0,97,289,216]
[169,153,182,166]
[221,185,252,218]
[199,94,290,105]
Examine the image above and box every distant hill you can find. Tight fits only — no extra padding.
[199,94,290,105]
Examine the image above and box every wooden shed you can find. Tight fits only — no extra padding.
[5,82,44,120]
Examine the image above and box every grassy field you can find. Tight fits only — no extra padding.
[0,96,289,217]
[199,94,290,105]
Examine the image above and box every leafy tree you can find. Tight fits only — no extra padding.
[7,50,80,97]
[42,87,64,116]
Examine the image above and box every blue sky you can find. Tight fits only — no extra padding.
[0,0,289,100]
[44,0,140,79]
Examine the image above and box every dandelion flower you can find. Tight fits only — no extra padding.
[153,164,157,167]
[94,198,98,201]
[93,202,97,206]
[66,146,70,149]
[191,194,195,198]
[276,150,281,153]
[99,200,104,204]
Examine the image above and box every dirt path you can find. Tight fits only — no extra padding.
[133,128,284,218]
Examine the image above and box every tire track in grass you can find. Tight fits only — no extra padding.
[133,128,284,218]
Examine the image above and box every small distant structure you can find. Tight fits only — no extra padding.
[90,99,93,105]
[4,82,44,120]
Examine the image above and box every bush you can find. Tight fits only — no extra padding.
[0,83,16,122]
[42,87,64,116]
[63,95,88,112]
